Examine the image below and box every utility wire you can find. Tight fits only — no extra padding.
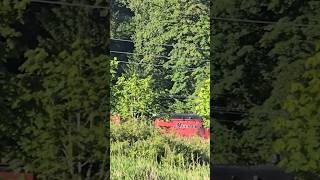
[112,59,243,113]
[214,106,246,112]
[159,95,246,112]
[114,59,216,75]
[115,60,209,72]
[213,119,243,123]
[111,38,209,51]
[213,119,241,123]
[212,17,320,28]
[214,107,247,113]
[212,110,245,115]
[157,95,246,113]
[117,112,243,122]
[110,50,210,63]
[111,50,170,59]
[212,109,246,114]
[29,0,108,9]
[28,1,250,117]
[28,1,320,28]
[158,95,200,99]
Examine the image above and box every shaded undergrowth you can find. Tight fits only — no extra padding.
[110,118,210,179]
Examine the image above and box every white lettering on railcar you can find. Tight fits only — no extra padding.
[176,123,199,129]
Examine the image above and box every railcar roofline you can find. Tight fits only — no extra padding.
[154,113,203,120]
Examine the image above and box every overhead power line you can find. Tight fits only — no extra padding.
[212,110,245,115]
[28,1,320,28]
[213,119,242,123]
[214,106,246,113]
[158,95,199,99]
[111,38,209,51]
[150,94,246,113]
[28,1,253,117]
[212,17,320,28]
[29,0,108,9]
[113,59,215,74]
[110,50,210,63]
[112,50,170,59]
[213,106,245,112]
[212,108,246,114]
[120,112,243,122]
[115,60,208,72]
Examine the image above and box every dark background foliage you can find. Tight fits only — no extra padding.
[0,0,110,179]
[212,0,320,179]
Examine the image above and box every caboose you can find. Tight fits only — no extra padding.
[154,113,210,139]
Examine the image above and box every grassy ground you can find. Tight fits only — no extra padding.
[110,118,210,180]
[111,155,209,180]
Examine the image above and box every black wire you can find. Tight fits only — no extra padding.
[114,60,210,72]
[28,1,320,28]
[110,50,210,63]
[29,1,253,119]
[212,17,320,28]
[29,0,108,9]
[111,38,209,51]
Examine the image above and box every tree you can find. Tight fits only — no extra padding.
[114,0,210,114]
[0,0,28,162]
[9,1,110,178]
[211,0,320,165]
[212,121,240,164]
[192,77,210,127]
[113,72,157,119]
[273,44,320,178]
[110,57,119,113]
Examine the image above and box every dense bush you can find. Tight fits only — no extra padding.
[110,118,210,179]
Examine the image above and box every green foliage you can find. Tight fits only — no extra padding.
[111,155,209,180]
[0,0,27,40]
[110,118,210,179]
[113,72,157,118]
[192,77,210,127]
[110,3,210,177]
[16,40,109,178]
[110,57,119,111]
[167,99,193,114]
[0,0,28,163]
[211,1,320,174]
[272,48,320,178]
[1,2,111,179]
[111,57,119,81]
[211,121,240,164]
[113,0,210,115]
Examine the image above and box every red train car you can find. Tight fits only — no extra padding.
[0,172,34,180]
[0,164,34,180]
[154,113,210,139]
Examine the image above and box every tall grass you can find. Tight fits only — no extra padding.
[111,155,209,180]
[110,118,210,179]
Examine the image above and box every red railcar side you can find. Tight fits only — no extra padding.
[0,171,34,180]
[154,114,210,139]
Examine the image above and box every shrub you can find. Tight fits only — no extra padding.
[110,118,210,179]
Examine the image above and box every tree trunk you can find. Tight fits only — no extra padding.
[76,112,82,179]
